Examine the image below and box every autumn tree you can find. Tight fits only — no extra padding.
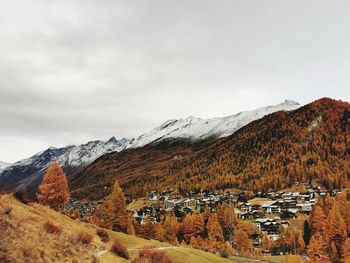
[94,181,134,235]
[190,236,198,248]
[307,233,331,263]
[206,213,224,245]
[154,223,166,242]
[335,191,350,236]
[234,229,253,257]
[309,205,329,245]
[217,204,235,241]
[327,203,347,260]
[139,218,154,239]
[342,238,350,263]
[37,162,69,211]
[163,213,180,245]
[261,234,274,251]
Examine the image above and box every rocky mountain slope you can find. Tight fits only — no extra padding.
[0,137,130,196]
[70,98,350,200]
[0,161,11,173]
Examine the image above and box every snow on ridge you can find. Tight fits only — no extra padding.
[0,162,11,172]
[128,100,300,148]
[0,100,300,178]
[0,137,131,177]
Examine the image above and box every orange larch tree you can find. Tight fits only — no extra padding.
[163,213,180,245]
[327,203,347,259]
[206,213,224,245]
[93,181,134,235]
[307,233,331,263]
[37,162,69,211]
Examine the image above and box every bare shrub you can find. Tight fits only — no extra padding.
[77,231,93,245]
[96,228,110,242]
[133,248,171,263]
[111,242,129,260]
[43,221,61,234]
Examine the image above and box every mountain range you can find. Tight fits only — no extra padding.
[0,100,300,196]
[69,98,350,201]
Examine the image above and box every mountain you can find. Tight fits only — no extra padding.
[128,100,300,148]
[0,161,11,173]
[0,100,299,196]
[70,98,350,200]
[0,194,231,263]
[0,137,130,196]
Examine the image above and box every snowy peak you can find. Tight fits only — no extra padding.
[129,100,300,148]
[0,137,130,193]
[0,162,11,172]
[58,137,130,167]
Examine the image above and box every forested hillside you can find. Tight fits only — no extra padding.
[71,98,350,200]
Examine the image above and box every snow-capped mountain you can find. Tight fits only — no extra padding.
[0,137,130,195]
[128,100,300,148]
[0,161,11,173]
[0,100,300,196]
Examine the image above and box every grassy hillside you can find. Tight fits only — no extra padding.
[0,194,232,263]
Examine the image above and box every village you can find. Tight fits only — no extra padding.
[65,182,342,255]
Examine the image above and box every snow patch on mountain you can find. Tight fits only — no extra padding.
[0,162,11,172]
[129,100,300,148]
[0,137,130,189]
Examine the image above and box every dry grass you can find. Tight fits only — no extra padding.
[0,194,233,263]
[0,194,102,263]
[126,198,155,211]
[248,198,271,205]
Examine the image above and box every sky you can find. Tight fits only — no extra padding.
[0,0,350,163]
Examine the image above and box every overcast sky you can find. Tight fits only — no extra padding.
[0,0,350,163]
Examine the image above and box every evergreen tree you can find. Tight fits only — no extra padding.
[303,220,312,246]
[37,162,69,211]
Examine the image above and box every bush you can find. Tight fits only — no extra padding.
[77,231,93,244]
[96,228,110,242]
[111,242,129,260]
[14,188,28,204]
[43,221,61,234]
[133,248,171,263]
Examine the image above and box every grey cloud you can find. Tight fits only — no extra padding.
[0,0,350,162]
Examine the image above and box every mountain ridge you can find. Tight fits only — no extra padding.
[70,97,350,200]
[0,100,300,196]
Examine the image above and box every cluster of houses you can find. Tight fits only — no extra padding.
[65,182,343,249]
[132,184,342,244]
[64,198,103,218]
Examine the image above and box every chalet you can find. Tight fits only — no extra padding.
[256,218,280,240]
[149,191,158,201]
[262,201,281,214]
[297,202,313,214]
[182,198,196,207]
[165,199,176,209]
